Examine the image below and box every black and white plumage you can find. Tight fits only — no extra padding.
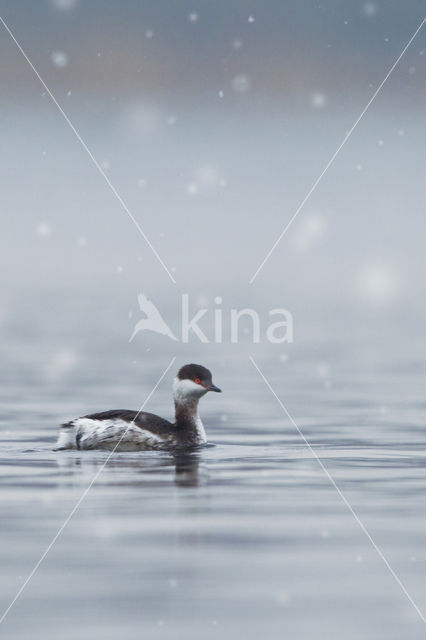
[55,364,222,451]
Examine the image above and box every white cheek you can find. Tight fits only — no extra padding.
[173,377,206,401]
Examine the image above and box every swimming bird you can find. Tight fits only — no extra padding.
[55,363,221,451]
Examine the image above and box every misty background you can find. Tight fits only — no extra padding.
[1,0,425,348]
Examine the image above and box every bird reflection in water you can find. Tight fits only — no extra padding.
[173,451,203,487]
[54,448,206,487]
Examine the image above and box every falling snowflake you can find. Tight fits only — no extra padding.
[186,182,198,195]
[188,12,198,23]
[293,214,326,251]
[363,2,377,16]
[357,262,399,306]
[45,348,77,380]
[145,30,154,39]
[317,363,330,379]
[35,222,51,238]
[248,15,255,23]
[51,51,69,68]
[51,0,78,10]
[276,590,290,605]
[311,92,327,108]
[232,74,251,93]
[187,165,225,195]
[196,165,221,189]
[126,104,162,136]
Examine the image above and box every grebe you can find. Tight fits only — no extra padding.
[55,363,221,451]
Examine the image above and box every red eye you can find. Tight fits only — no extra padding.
[194,378,201,384]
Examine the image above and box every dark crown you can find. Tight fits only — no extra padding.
[177,363,212,384]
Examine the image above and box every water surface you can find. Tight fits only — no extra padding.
[1,307,426,640]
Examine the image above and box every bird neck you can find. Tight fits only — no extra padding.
[174,397,206,443]
[174,396,200,426]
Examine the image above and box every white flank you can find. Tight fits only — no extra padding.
[56,418,164,451]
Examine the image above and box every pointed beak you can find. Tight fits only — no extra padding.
[207,383,222,392]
